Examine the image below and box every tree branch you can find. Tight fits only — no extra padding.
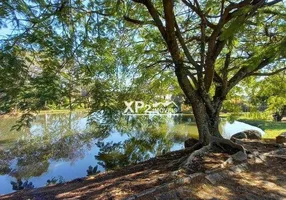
[228,58,271,91]
[204,0,267,92]
[123,16,155,26]
[163,0,181,61]
[137,0,167,41]
[222,51,231,82]
[248,67,286,76]
[181,0,216,29]
[145,59,173,68]
[174,21,200,68]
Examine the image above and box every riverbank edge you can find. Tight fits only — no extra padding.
[0,140,285,200]
[0,109,89,118]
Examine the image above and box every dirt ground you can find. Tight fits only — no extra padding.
[0,140,285,200]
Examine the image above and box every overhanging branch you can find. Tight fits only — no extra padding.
[227,58,271,91]
[181,0,216,29]
[249,67,286,76]
[174,21,200,69]
[145,59,173,68]
[138,0,167,40]
[264,0,282,6]
[123,16,155,26]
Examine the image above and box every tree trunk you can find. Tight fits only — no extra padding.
[182,95,246,168]
[174,65,222,146]
[190,95,222,145]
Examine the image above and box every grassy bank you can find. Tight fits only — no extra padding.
[238,119,286,138]
[0,109,89,118]
[37,108,88,115]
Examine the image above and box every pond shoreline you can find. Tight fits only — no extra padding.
[0,112,285,196]
[0,109,89,118]
[0,140,285,200]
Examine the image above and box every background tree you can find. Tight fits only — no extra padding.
[247,70,286,120]
[31,68,63,109]
[0,50,29,113]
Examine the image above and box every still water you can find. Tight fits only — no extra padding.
[0,112,263,194]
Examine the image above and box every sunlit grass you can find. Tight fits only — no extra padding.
[264,129,286,139]
[38,109,88,115]
[238,119,286,139]
[0,109,89,119]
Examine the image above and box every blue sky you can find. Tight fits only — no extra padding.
[0,27,12,39]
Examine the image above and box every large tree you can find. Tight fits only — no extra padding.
[114,0,286,158]
[1,0,286,166]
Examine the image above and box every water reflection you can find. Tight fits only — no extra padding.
[0,112,195,194]
[0,112,264,194]
[10,179,34,190]
[90,113,197,170]
[86,165,100,176]
[46,176,65,186]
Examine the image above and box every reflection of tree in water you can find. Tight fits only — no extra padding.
[95,139,153,170]
[46,176,65,186]
[0,160,11,175]
[92,113,192,170]
[1,132,103,178]
[0,112,110,180]
[0,111,194,183]
[10,179,34,191]
[34,112,87,138]
[86,165,100,176]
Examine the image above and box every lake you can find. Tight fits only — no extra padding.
[0,111,264,194]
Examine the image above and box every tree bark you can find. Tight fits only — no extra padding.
[136,0,243,150]
[175,64,222,145]
[190,94,222,143]
[190,96,212,145]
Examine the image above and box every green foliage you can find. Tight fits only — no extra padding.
[0,0,286,132]
[241,112,272,121]
[267,96,286,115]
[0,50,28,113]
[220,7,250,41]
[239,71,286,119]
[11,113,36,131]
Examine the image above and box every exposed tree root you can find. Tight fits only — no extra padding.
[182,136,247,170]
[211,136,246,154]
[182,144,211,169]
[171,142,203,168]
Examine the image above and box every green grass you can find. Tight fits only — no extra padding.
[37,108,88,115]
[1,109,89,118]
[238,119,286,139]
